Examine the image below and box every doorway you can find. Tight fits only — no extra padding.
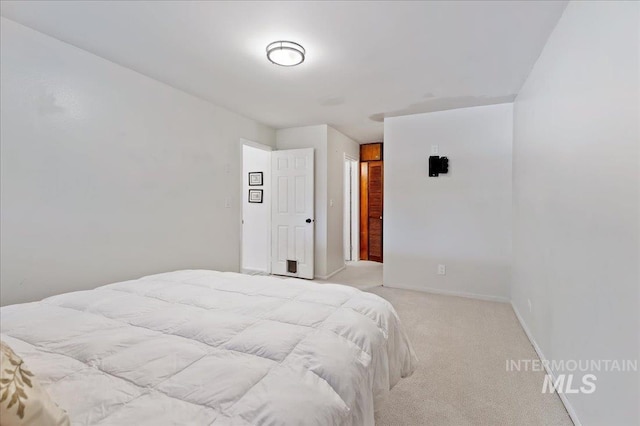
[240,141,316,279]
[344,155,359,261]
[360,143,383,263]
[241,140,272,275]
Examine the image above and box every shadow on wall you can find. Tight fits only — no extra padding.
[369,94,516,122]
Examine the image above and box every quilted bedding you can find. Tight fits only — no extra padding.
[0,270,417,425]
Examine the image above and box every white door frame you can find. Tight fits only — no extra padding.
[239,138,273,274]
[344,154,360,262]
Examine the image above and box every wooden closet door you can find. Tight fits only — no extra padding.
[367,161,383,262]
[360,159,383,263]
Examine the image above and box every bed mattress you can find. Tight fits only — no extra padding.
[0,270,417,425]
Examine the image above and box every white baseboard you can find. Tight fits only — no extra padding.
[383,282,510,303]
[316,265,346,280]
[511,302,581,426]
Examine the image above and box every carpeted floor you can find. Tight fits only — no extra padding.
[320,262,573,426]
[317,261,383,290]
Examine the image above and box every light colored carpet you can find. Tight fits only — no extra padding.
[321,262,573,426]
[316,261,383,289]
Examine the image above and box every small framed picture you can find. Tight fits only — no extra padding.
[248,189,263,203]
[248,172,263,186]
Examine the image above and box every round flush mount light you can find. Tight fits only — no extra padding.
[266,41,305,67]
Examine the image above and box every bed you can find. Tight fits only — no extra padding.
[0,270,417,425]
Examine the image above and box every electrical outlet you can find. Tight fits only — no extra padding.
[528,299,532,313]
[224,198,231,208]
[431,145,439,155]
[437,264,446,275]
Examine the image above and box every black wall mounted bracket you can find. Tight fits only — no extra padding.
[429,156,449,177]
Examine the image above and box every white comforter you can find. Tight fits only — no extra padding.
[0,270,417,425]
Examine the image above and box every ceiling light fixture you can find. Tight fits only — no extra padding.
[266,41,305,67]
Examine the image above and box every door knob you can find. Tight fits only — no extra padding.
[306,218,313,223]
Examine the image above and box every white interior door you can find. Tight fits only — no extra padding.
[344,160,351,261]
[271,148,314,279]
[343,157,359,262]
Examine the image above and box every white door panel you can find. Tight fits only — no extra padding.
[271,148,314,279]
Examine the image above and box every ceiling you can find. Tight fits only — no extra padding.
[0,1,567,143]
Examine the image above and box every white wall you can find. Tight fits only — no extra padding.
[384,103,513,301]
[0,18,276,306]
[327,126,360,275]
[512,2,639,425]
[242,144,271,273]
